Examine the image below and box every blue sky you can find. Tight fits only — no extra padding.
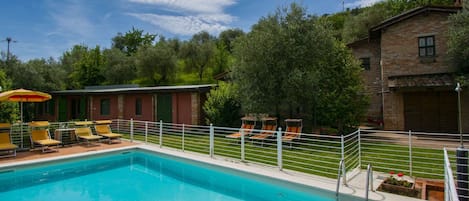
[0,0,381,61]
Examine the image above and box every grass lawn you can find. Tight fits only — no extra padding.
[122,132,449,180]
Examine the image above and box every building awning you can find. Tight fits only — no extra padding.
[388,73,455,88]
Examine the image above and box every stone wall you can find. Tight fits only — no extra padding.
[380,12,456,130]
[349,38,383,122]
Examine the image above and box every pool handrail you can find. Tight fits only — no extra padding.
[365,163,374,201]
[336,159,347,198]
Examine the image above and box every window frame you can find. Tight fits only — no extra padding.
[135,98,142,116]
[418,35,435,57]
[359,57,371,71]
[100,98,110,116]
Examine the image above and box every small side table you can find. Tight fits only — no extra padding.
[54,128,76,146]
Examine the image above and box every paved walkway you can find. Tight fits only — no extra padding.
[0,140,136,164]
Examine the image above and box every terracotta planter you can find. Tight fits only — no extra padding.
[377,179,420,198]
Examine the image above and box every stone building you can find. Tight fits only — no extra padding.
[349,5,469,133]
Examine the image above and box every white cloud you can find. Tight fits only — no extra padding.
[129,13,229,36]
[127,0,236,36]
[345,0,383,8]
[129,0,236,14]
[46,0,95,38]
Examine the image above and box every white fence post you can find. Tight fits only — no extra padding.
[182,124,185,151]
[358,128,361,169]
[277,127,283,170]
[159,120,163,148]
[241,128,245,161]
[130,118,134,142]
[209,124,214,158]
[341,134,346,185]
[409,130,412,177]
[144,121,148,144]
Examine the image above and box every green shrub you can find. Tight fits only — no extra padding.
[203,82,241,127]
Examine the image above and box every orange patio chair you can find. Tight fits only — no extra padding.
[226,116,256,139]
[282,119,303,142]
[250,117,277,141]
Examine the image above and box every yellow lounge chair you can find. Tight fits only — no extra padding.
[0,123,17,158]
[94,120,122,144]
[29,121,61,153]
[226,116,256,139]
[74,127,103,146]
[282,119,303,142]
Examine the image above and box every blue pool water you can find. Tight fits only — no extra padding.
[0,149,360,201]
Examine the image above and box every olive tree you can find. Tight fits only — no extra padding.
[232,3,368,132]
[448,1,469,75]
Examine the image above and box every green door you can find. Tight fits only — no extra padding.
[157,94,172,123]
[58,96,67,122]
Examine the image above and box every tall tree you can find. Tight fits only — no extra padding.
[102,48,137,85]
[218,28,245,53]
[232,3,368,132]
[112,27,157,56]
[13,58,66,91]
[60,44,89,89]
[0,69,18,123]
[68,45,105,88]
[448,1,469,75]
[135,40,177,86]
[180,31,215,82]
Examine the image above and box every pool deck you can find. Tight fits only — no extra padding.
[0,140,137,164]
[0,141,424,201]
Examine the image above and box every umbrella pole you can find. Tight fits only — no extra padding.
[20,102,23,149]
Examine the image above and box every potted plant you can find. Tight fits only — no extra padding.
[377,171,420,198]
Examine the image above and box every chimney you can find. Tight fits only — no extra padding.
[454,0,463,6]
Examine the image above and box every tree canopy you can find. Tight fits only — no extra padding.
[340,0,454,43]
[4,0,454,128]
[448,1,469,75]
[231,3,368,132]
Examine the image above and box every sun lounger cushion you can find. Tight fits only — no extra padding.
[34,139,61,146]
[77,135,102,140]
[0,132,17,151]
[226,124,255,138]
[31,130,50,142]
[95,125,122,138]
[31,130,61,145]
[282,126,301,142]
[74,127,102,140]
[0,143,17,151]
[0,130,16,158]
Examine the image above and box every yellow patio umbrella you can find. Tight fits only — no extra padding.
[0,88,52,148]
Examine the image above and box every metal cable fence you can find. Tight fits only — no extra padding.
[445,148,461,201]
[112,119,359,180]
[359,129,468,180]
[4,119,468,194]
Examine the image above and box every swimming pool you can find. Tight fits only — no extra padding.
[0,149,363,201]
